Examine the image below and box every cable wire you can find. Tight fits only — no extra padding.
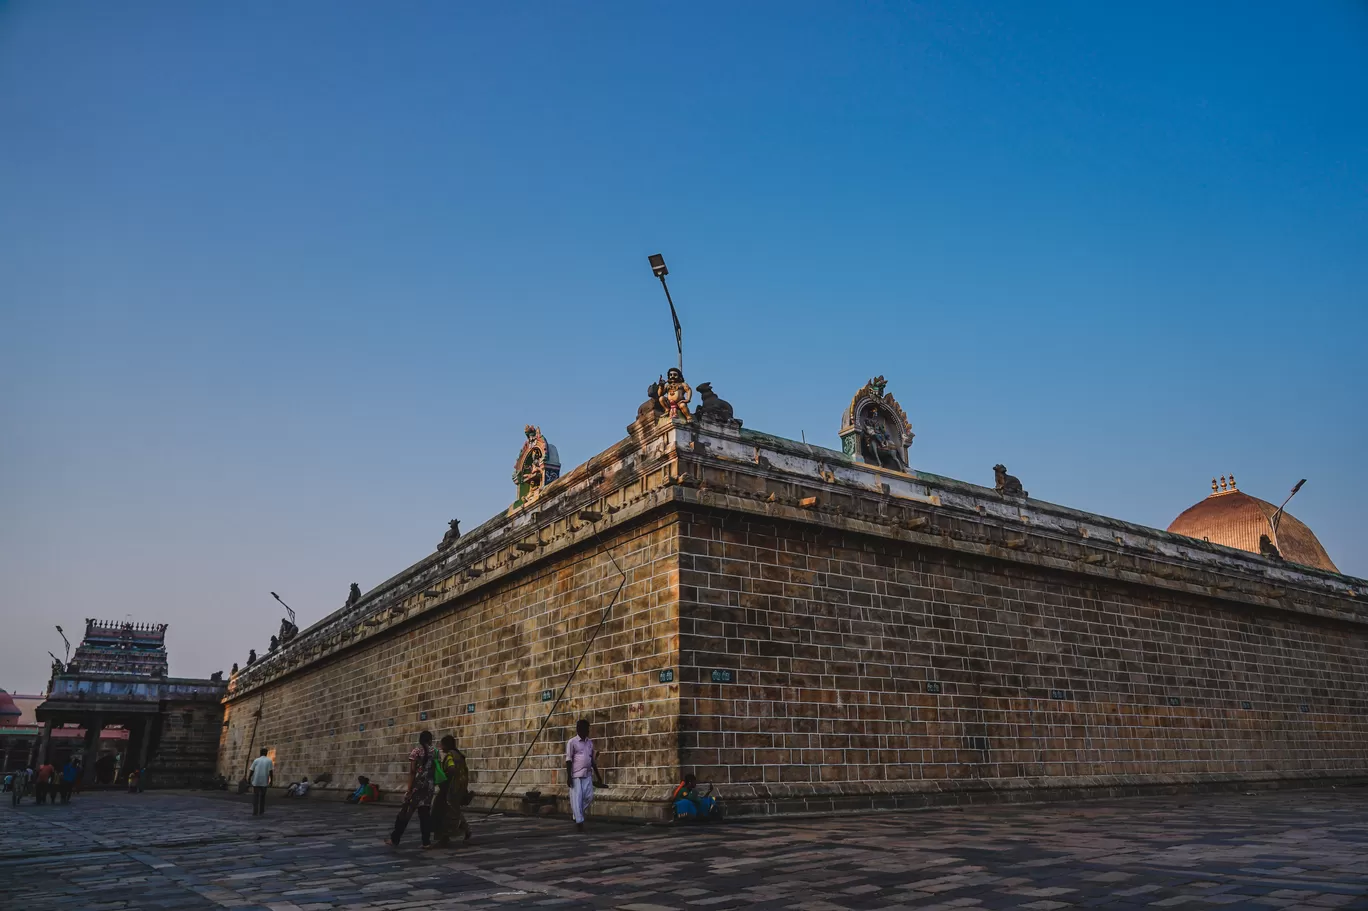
[483,522,627,817]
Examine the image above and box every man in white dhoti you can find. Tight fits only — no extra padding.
[564,718,602,832]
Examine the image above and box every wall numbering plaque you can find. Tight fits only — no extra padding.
[1240,701,1252,710]
[466,703,475,714]
[925,681,942,694]
[1050,689,1067,701]
[1167,696,1182,706]
[659,669,674,683]
[710,669,734,684]
[419,711,427,721]
[541,689,554,702]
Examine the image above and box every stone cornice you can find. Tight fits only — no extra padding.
[676,421,1368,626]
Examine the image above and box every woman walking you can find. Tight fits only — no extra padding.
[432,734,472,848]
[384,730,436,848]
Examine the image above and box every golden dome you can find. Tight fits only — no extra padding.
[1167,476,1338,573]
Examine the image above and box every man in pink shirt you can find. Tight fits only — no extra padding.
[564,719,603,832]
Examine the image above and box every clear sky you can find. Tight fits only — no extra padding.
[2,2,1364,690]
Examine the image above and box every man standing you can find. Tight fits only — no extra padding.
[35,760,55,806]
[248,748,273,816]
[564,719,603,833]
[59,758,79,804]
[9,767,26,806]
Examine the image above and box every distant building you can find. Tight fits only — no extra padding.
[34,620,226,787]
[1168,475,1339,572]
[2,688,130,775]
[0,690,41,772]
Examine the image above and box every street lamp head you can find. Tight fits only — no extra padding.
[1291,479,1306,495]
[648,253,668,278]
[271,592,282,601]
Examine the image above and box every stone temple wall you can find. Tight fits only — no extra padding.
[676,509,1368,815]
[219,516,680,814]
[152,699,226,787]
[219,406,1368,818]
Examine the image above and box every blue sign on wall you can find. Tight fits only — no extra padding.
[925,681,942,694]
[541,689,554,702]
[710,669,733,684]
[659,669,674,683]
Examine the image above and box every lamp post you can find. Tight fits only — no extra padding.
[1269,479,1306,550]
[648,253,682,371]
[270,591,296,625]
[55,625,71,663]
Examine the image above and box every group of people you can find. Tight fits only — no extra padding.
[382,731,472,849]
[4,759,83,806]
[239,718,716,839]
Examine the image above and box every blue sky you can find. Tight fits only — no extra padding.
[2,2,1364,689]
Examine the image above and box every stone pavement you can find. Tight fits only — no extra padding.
[2,787,1367,910]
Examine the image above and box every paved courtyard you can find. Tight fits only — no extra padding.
[2,787,1366,910]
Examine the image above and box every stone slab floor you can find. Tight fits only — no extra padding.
[2,788,1366,911]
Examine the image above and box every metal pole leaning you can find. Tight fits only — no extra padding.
[483,523,627,818]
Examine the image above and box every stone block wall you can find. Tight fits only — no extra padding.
[676,507,1368,814]
[219,515,681,815]
[151,699,226,787]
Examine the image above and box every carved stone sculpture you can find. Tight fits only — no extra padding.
[993,464,1028,498]
[840,376,913,473]
[269,635,280,653]
[210,670,223,682]
[278,616,298,645]
[656,367,693,421]
[438,518,461,550]
[231,662,239,675]
[346,583,361,608]
[512,425,561,506]
[246,649,257,666]
[1259,533,1282,560]
[694,382,739,426]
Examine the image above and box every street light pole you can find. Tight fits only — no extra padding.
[270,592,296,625]
[1269,479,1306,550]
[648,254,682,371]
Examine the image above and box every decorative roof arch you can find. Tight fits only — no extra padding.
[512,424,561,507]
[839,375,914,473]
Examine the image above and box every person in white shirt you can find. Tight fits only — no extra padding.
[248,748,274,816]
[285,776,311,798]
[564,719,604,832]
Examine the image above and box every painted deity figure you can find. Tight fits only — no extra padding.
[861,409,905,471]
[656,367,693,421]
[521,450,545,491]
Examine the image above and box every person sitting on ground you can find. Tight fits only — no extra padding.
[668,773,717,820]
[127,768,140,794]
[285,776,311,798]
[346,775,376,804]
